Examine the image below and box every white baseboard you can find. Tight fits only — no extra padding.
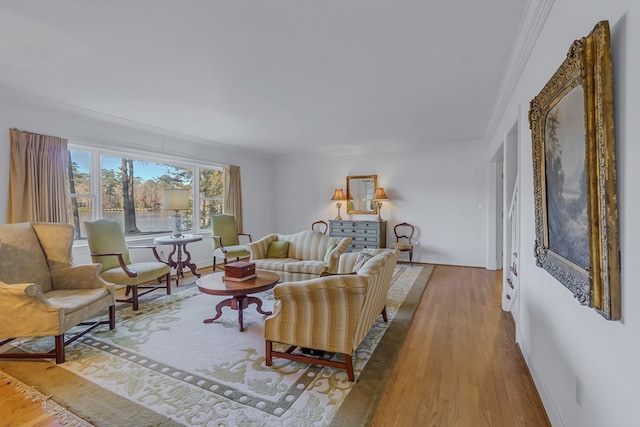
[518,337,564,427]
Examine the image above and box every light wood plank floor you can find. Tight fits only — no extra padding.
[0,265,549,426]
[371,265,550,426]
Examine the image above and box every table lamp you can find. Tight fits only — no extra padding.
[374,188,389,222]
[331,188,347,220]
[163,189,190,237]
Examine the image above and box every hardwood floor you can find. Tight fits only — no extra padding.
[0,265,549,426]
[371,265,550,426]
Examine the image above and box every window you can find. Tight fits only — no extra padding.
[199,168,224,229]
[67,146,223,240]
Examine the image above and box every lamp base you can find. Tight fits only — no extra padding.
[376,202,384,221]
[172,213,183,237]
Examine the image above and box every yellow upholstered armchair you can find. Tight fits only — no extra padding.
[0,222,116,364]
[85,219,171,311]
[265,249,398,381]
[211,214,252,271]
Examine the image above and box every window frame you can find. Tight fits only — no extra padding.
[68,142,225,243]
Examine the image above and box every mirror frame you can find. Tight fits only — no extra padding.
[346,175,378,215]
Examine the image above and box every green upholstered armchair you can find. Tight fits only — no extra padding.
[211,214,251,271]
[85,219,171,311]
[0,222,116,364]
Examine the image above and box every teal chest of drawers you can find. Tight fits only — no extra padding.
[329,220,386,251]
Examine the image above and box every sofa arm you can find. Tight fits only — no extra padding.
[247,234,278,260]
[51,264,116,296]
[0,282,62,336]
[266,275,367,354]
[325,237,352,273]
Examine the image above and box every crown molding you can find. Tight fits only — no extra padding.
[483,0,555,146]
[0,84,274,160]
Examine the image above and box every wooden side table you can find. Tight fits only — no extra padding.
[196,271,280,332]
[153,234,203,286]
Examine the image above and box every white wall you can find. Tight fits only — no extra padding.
[0,89,489,270]
[0,89,277,267]
[275,143,488,267]
[487,0,639,425]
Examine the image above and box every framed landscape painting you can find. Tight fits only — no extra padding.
[529,21,620,320]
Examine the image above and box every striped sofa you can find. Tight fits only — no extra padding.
[264,248,399,381]
[247,230,352,282]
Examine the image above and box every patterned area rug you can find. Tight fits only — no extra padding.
[0,265,432,427]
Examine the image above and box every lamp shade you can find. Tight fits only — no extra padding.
[374,188,389,201]
[162,189,190,210]
[331,188,347,201]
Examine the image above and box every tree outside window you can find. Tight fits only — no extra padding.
[67,147,223,240]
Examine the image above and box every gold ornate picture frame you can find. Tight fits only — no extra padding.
[529,21,620,320]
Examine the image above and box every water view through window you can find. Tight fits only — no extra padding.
[67,148,223,240]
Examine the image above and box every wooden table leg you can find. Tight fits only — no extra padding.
[203,299,230,324]
[182,244,201,278]
[202,295,271,332]
[247,296,272,316]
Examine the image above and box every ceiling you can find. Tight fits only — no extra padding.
[0,1,527,156]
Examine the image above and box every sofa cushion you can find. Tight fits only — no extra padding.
[283,260,327,275]
[254,258,298,272]
[266,241,290,258]
[324,244,337,264]
[353,251,374,272]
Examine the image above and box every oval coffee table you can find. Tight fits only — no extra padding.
[196,270,280,332]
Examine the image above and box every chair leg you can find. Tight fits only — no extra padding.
[409,248,413,266]
[55,334,65,364]
[165,273,171,295]
[345,354,354,382]
[109,305,116,329]
[212,256,217,272]
[381,306,388,322]
[132,286,139,311]
[265,341,273,366]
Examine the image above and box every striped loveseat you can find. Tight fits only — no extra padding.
[264,248,398,381]
[247,230,352,282]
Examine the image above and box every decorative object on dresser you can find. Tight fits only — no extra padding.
[346,175,377,214]
[330,188,347,220]
[389,222,415,265]
[329,220,386,251]
[373,187,389,221]
[162,188,190,237]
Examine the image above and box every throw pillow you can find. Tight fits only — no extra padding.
[353,251,374,272]
[323,244,337,264]
[266,240,289,258]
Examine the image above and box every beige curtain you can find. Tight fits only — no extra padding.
[8,129,69,223]
[223,165,243,232]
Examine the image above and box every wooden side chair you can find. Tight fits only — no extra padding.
[311,220,328,234]
[389,222,415,265]
[212,214,252,271]
[85,219,171,310]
